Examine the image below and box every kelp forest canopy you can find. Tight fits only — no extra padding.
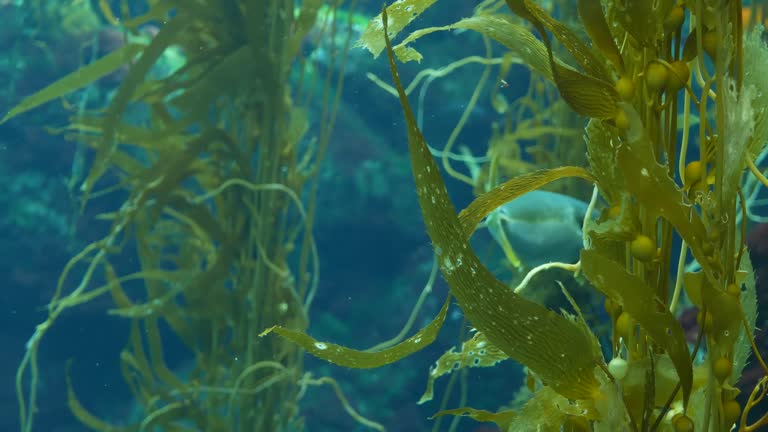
[4,0,359,431]
[266,0,768,431]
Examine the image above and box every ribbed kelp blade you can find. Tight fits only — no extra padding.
[506,0,607,80]
[457,166,594,238]
[580,249,693,407]
[381,9,601,401]
[505,0,619,119]
[259,295,451,368]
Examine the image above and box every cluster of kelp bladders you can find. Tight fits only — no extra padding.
[266,0,768,431]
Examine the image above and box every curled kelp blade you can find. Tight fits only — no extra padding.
[580,249,693,408]
[506,0,607,80]
[382,8,602,401]
[458,166,594,238]
[505,0,619,118]
[259,295,451,368]
[419,331,508,404]
[388,14,553,80]
[356,0,440,58]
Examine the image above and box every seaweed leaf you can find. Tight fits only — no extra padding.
[506,0,608,80]
[259,295,451,368]
[580,249,693,407]
[391,14,553,80]
[612,0,675,47]
[733,258,759,381]
[504,0,619,118]
[419,332,508,404]
[1,43,146,124]
[432,407,516,430]
[457,166,594,238]
[577,0,624,73]
[356,0,440,58]
[554,66,620,119]
[615,145,717,283]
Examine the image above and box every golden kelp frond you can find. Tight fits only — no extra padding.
[616,146,716,284]
[610,0,676,47]
[743,25,768,158]
[581,250,692,407]
[356,0,439,58]
[506,0,608,80]
[733,258,759,383]
[458,166,594,238]
[505,0,621,119]
[505,386,599,431]
[382,7,602,401]
[576,0,624,74]
[82,16,191,207]
[432,407,516,431]
[369,13,557,80]
[259,295,451,368]
[583,119,622,203]
[418,331,508,404]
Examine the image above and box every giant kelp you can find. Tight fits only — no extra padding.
[4,1,369,431]
[266,0,768,431]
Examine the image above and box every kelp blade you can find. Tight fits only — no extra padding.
[458,166,593,238]
[1,44,146,124]
[576,0,624,73]
[259,295,451,368]
[432,407,515,430]
[581,249,692,407]
[419,331,508,404]
[505,0,619,118]
[382,8,601,401]
[615,145,717,283]
[506,0,607,80]
[391,14,553,80]
[356,0,440,58]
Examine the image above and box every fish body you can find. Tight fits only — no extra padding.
[487,190,590,268]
